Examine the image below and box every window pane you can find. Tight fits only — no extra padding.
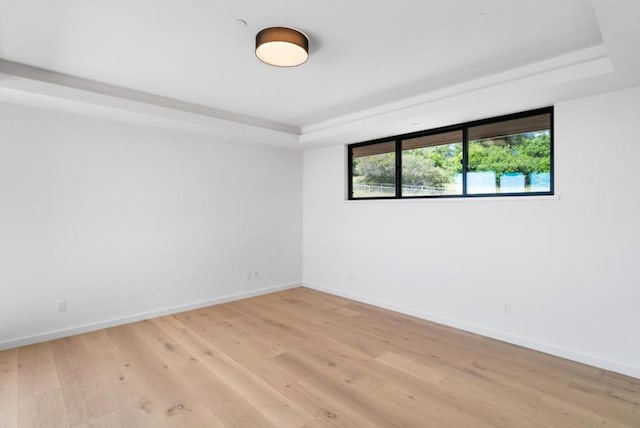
[401,130,463,196]
[351,141,396,198]
[467,114,551,194]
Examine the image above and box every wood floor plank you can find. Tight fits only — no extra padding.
[17,343,69,428]
[1,287,639,427]
[471,357,639,426]
[18,389,68,428]
[78,329,166,428]
[17,343,60,398]
[71,412,120,428]
[103,325,218,428]
[283,379,384,428]
[153,315,313,427]
[136,317,284,428]
[376,352,447,384]
[49,336,115,427]
[273,349,406,427]
[0,349,19,428]
[157,313,360,426]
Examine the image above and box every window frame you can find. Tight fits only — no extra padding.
[347,107,554,200]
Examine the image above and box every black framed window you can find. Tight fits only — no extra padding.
[348,107,553,199]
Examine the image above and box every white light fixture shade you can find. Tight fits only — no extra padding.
[256,27,309,67]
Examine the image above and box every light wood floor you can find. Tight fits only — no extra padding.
[1,287,639,427]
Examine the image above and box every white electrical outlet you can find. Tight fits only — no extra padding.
[503,303,512,316]
[253,271,259,279]
[246,272,253,280]
[56,300,67,312]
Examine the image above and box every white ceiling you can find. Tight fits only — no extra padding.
[0,0,639,148]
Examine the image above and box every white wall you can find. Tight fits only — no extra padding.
[3,85,639,378]
[0,103,302,348]
[303,86,640,378]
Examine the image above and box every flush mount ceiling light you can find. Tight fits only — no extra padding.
[255,27,309,67]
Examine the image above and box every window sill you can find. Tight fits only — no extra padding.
[344,194,560,203]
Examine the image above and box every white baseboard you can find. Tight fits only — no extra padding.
[0,282,300,351]
[304,282,640,380]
